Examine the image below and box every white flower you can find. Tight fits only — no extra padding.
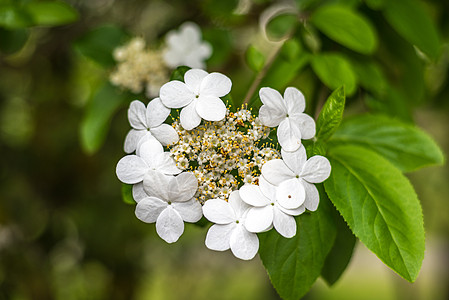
[116,139,181,185]
[202,191,259,260]
[239,176,304,238]
[135,171,202,243]
[258,87,316,152]
[124,99,178,153]
[261,146,331,212]
[163,22,212,69]
[159,69,232,130]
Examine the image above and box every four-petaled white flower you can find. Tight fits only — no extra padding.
[136,170,202,243]
[163,22,212,69]
[202,191,259,260]
[116,139,181,185]
[239,176,305,238]
[258,87,316,152]
[124,99,179,153]
[262,146,331,212]
[159,69,231,130]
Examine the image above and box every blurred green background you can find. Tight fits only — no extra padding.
[1,0,448,299]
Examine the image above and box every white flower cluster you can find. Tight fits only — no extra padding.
[115,68,331,260]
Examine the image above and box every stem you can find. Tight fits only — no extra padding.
[243,43,283,105]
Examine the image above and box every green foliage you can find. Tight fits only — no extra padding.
[349,59,387,94]
[259,195,336,300]
[170,66,191,82]
[330,114,445,172]
[266,13,298,41]
[24,1,78,26]
[0,27,28,54]
[383,0,440,60]
[121,184,135,205]
[245,45,265,72]
[80,83,127,154]
[324,145,425,282]
[311,53,357,95]
[202,28,233,67]
[74,25,129,67]
[316,86,345,142]
[310,4,378,54]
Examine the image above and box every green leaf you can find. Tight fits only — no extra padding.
[330,114,444,172]
[80,83,126,154]
[321,198,356,285]
[0,27,28,54]
[311,53,357,95]
[24,1,78,26]
[316,86,345,142]
[266,13,298,41]
[259,195,336,300]
[202,28,232,67]
[74,24,129,67]
[121,184,135,205]
[310,4,378,54]
[245,45,265,72]
[349,59,387,94]
[383,0,440,60]
[280,38,302,61]
[0,5,33,28]
[324,145,425,282]
[169,66,191,82]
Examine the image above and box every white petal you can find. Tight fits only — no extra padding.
[160,81,194,108]
[281,146,306,175]
[228,191,251,219]
[180,100,202,130]
[156,206,184,243]
[200,72,232,97]
[290,114,316,140]
[273,208,297,238]
[278,203,306,216]
[132,182,147,202]
[146,97,170,128]
[196,42,212,60]
[239,184,271,207]
[202,199,236,224]
[261,159,295,186]
[150,124,179,146]
[244,206,273,233]
[124,129,147,154]
[258,105,285,127]
[116,155,148,184]
[136,139,164,167]
[196,95,226,121]
[128,100,147,130]
[135,197,168,223]
[172,198,203,222]
[277,178,305,209]
[301,156,331,183]
[153,153,182,175]
[284,87,305,114]
[258,176,277,200]
[277,118,302,152]
[162,49,181,68]
[184,69,208,95]
[259,87,287,111]
[302,180,320,211]
[143,170,171,201]
[205,223,235,251]
[168,172,198,202]
[230,224,259,260]
[180,22,202,44]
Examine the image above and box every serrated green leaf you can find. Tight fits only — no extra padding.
[311,53,357,95]
[80,83,125,154]
[169,66,191,82]
[259,195,336,300]
[266,13,298,41]
[74,24,129,67]
[316,86,345,142]
[310,4,378,54]
[324,145,425,282]
[245,45,265,72]
[330,114,444,172]
[24,1,78,26]
[383,0,440,60]
[121,184,135,205]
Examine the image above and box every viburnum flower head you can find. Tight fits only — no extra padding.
[259,87,316,152]
[159,69,232,130]
[124,98,179,153]
[202,191,259,260]
[116,139,181,185]
[262,146,331,212]
[135,170,202,243]
[163,22,212,69]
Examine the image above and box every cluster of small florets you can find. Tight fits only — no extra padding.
[109,37,169,97]
[168,107,278,203]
